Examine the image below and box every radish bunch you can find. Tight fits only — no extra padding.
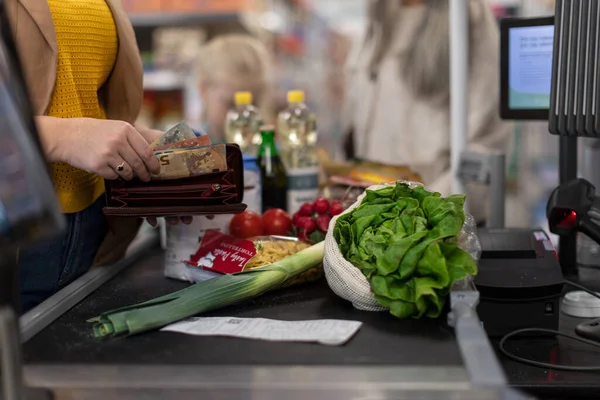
[292,197,344,243]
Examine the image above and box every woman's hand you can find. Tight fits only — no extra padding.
[37,117,160,181]
[35,117,197,225]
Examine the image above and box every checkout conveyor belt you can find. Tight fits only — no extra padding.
[18,239,528,399]
[23,250,463,366]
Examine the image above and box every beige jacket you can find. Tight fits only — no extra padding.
[344,1,512,222]
[6,0,144,266]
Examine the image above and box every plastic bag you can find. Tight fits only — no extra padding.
[323,181,481,312]
[164,216,232,282]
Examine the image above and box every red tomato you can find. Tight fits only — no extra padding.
[262,208,293,236]
[229,211,264,238]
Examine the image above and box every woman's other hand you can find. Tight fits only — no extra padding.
[37,117,161,181]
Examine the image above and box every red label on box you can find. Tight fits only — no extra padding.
[185,230,256,274]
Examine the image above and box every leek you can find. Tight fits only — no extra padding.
[90,241,325,339]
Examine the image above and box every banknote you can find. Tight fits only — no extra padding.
[152,144,228,180]
[152,135,211,152]
[149,121,197,149]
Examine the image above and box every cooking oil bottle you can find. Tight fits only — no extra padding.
[277,90,319,214]
[224,91,263,155]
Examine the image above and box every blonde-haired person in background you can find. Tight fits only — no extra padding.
[343,0,512,224]
[161,34,273,267]
[196,34,272,143]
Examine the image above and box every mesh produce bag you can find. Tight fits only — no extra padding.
[323,181,481,312]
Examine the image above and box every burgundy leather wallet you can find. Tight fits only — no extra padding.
[103,144,247,217]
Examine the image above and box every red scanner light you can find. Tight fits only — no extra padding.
[554,209,578,229]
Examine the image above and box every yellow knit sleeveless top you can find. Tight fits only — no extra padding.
[47,0,118,214]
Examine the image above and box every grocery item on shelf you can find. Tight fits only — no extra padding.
[277,90,320,214]
[257,126,288,211]
[137,91,155,128]
[152,28,206,73]
[224,91,263,156]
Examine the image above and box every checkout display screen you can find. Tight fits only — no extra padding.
[508,25,554,109]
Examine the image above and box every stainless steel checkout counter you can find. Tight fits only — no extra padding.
[16,229,536,400]
[14,228,600,400]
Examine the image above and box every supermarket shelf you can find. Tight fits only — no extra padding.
[143,70,185,91]
[129,12,240,28]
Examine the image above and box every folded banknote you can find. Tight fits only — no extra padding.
[149,121,197,150]
[152,135,211,152]
[152,144,227,180]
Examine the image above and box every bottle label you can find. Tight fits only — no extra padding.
[243,167,262,214]
[287,166,319,214]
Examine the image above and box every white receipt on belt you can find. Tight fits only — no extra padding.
[161,317,363,346]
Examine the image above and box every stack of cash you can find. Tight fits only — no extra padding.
[149,122,227,180]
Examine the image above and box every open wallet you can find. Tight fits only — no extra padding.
[102,143,247,218]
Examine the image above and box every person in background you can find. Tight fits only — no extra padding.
[343,0,511,223]
[8,0,187,313]
[163,34,273,256]
[196,34,272,143]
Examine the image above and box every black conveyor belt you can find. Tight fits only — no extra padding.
[23,250,463,366]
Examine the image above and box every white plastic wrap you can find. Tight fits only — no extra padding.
[164,215,232,282]
[323,181,481,312]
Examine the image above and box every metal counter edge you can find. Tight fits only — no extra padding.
[19,228,160,343]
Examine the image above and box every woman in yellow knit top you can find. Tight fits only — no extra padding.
[7,0,176,312]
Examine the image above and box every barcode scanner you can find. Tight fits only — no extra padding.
[546,178,600,345]
[547,178,600,245]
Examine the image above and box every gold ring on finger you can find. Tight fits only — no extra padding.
[116,162,125,172]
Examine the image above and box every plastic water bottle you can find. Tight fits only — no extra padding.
[277,90,319,214]
[224,91,262,156]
